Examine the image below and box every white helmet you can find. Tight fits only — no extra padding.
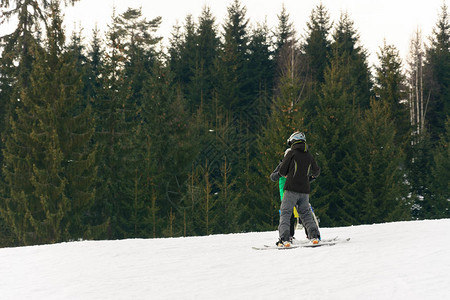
[287,131,306,146]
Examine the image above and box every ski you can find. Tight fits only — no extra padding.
[252,237,350,250]
[301,238,350,248]
[262,236,340,247]
[252,245,300,250]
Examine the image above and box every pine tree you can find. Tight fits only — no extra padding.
[119,8,161,237]
[0,0,46,245]
[303,4,332,85]
[273,4,295,62]
[212,0,257,232]
[312,52,358,226]
[216,0,250,111]
[197,160,217,235]
[140,58,191,237]
[374,42,410,143]
[83,27,111,239]
[61,33,100,240]
[331,12,372,110]
[406,133,434,219]
[183,162,203,236]
[1,1,65,244]
[169,15,196,89]
[302,4,332,125]
[0,41,14,182]
[119,7,161,106]
[1,1,95,244]
[354,99,410,223]
[189,7,220,115]
[0,17,17,247]
[0,0,81,142]
[96,7,163,239]
[253,37,308,231]
[167,22,184,86]
[86,27,103,100]
[428,117,450,218]
[247,22,274,128]
[424,3,450,144]
[214,156,240,233]
[92,8,127,239]
[168,8,220,117]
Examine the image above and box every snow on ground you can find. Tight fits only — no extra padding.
[1,219,449,300]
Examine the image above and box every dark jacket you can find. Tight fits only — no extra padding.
[279,142,320,194]
[270,161,282,182]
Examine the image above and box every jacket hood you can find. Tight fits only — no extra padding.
[291,141,308,152]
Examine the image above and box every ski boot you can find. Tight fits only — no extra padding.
[276,239,291,248]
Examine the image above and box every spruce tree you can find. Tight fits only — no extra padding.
[247,22,274,129]
[86,27,103,98]
[1,1,63,244]
[0,0,81,136]
[273,4,295,62]
[303,3,332,85]
[189,7,220,115]
[167,22,184,88]
[95,7,163,239]
[406,133,434,219]
[216,0,250,111]
[240,22,275,200]
[0,0,44,244]
[168,8,220,117]
[140,58,191,237]
[1,1,95,244]
[168,15,196,88]
[424,3,450,144]
[312,52,358,226]
[0,41,14,182]
[196,160,217,235]
[428,117,450,218]
[354,99,410,223]
[183,164,202,236]
[61,33,99,240]
[242,23,276,231]
[374,42,410,143]
[214,156,240,233]
[302,3,332,125]
[331,12,372,110]
[92,9,127,239]
[83,27,111,238]
[0,18,16,247]
[254,37,308,231]
[213,0,255,232]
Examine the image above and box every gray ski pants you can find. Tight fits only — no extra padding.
[279,190,320,241]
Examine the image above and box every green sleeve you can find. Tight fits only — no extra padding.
[278,177,286,201]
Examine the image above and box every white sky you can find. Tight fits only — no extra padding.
[0,0,447,67]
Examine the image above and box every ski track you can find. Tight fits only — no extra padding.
[1,219,449,300]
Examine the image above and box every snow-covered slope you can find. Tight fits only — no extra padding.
[1,219,449,300]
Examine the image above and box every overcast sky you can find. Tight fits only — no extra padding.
[1,0,447,67]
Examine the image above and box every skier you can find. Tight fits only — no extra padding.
[275,131,320,247]
[270,148,298,242]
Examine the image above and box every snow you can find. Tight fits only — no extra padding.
[1,219,449,299]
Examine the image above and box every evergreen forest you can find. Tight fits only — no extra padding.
[0,0,448,247]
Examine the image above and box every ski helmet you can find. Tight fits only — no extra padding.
[287,131,306,146]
